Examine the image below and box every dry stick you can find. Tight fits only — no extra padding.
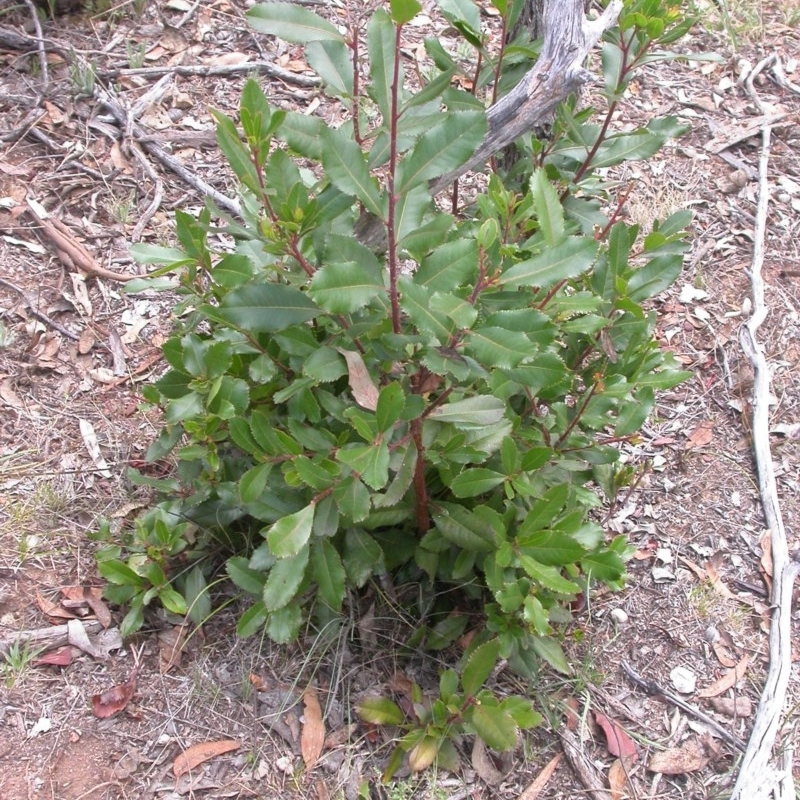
[127,140,165,243]
[98,61,320,88]
[94,86,241,218]
[728,123,799,800]
[0,276,80,342]
[0,620,102,658]
[620,661,745,752]
[20,0,48,87]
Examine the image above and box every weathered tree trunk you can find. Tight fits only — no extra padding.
[430,0,623,193]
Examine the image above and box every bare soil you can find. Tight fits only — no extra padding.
[1,1,799,799]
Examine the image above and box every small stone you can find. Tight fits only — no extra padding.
[610,608,629,625]
[704,625,720,643]
[670,665,697,694]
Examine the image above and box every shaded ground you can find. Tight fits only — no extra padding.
[1,0,799,798]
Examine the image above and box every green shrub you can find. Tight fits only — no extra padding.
[96,0,693,768]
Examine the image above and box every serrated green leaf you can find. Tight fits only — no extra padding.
[390,0,421,24]
[337,442,390,490]
[530,635,571,674]
[396,112,485,194]
[266,504,315,558]
[408,736,440,772]
[226,556,266,596]
[266,602,303,643]
[425,614,468,650]
[130,243,190,266]
[239,462,272,504]
[395,186,433,248]
[435,0,481,36]
[518,555,580,595]
[306,39,353,97]
[263,545,309,611]
[530,168,564,246]
[471,704,518,751]
[414,238,477,290]
[302,346,347,383]
[207,283,320,332]
[343,528,384,587]
[322,127,384,216]
[357,696,405,725]
[581,548,626,582]
[184,565,211,624]
[461,639,500,696]
[278,110,324,159]
[212,109,260,192]
[465,326,533,369]
[246,2,344,43]
[212,253,254,288]
[333,476,371,522]
[500,237,597,288]
[520,524,587,563]
[159,586,188,615]
[236,601,267,637]
[398,278,453,341]
[376,382,405,433]
[434,504,496,552]
[97,559,144,587]
[366,10,395,121]
[626,254,683,302]
[311,538,346,611]
[449,468,506,498]
[428,396,505,427]
[308,261,383,313]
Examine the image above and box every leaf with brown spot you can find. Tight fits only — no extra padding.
[649,738,709,775]
[91,670,137,718]
[593,712,637,760]
[301,686,325,769]
[516,752,562,800]
[172,739,241,778]
[338,348,378,410]
[697,654,750,698]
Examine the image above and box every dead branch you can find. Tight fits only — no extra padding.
[728,121,799,800]
[94,85,242,218]
[0,620,102,658]
[0,276,80,342]
[558,728,613,800]
[98,61,320,88]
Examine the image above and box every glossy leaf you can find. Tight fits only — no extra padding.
[208,284,320,332]
[461,639,500,696]
[311,539,346,611]
[471,704,518,751]
[263,545,309,611]
[246,3,344,43]
[357,696,405,725]
[500,237,597,288]
[266,504,315,558]
[322,127,384,217]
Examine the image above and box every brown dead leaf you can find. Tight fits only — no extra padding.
[60,586,112,629]
[249,672,269,692]
[697,655,750,698]
[563,697,580,732]
[608,756,635,800]
[709,695,752,717]
[472,737,507,785]
[760,530,773,580]
[32,646,75,667]
[158,625,188,673]
[338,349,379,410]
[649,738,709,775]
[91,671,138,718]
[301,686,325,769]
[594,711,638,761]
[323,724,355,749]
[685,420,714,449]
[711,640,738,668]
[516,752,562,800]
[36,591,78,621]
[172,739,240,778]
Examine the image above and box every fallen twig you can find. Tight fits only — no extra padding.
[0,620,102,658]
[20,0,48,87]
[620,660,745,752]
[98,60,320,88]
[558,728,612,800]
[94,85,241,217]
[728,120,799,800]
[0,276,80,342]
